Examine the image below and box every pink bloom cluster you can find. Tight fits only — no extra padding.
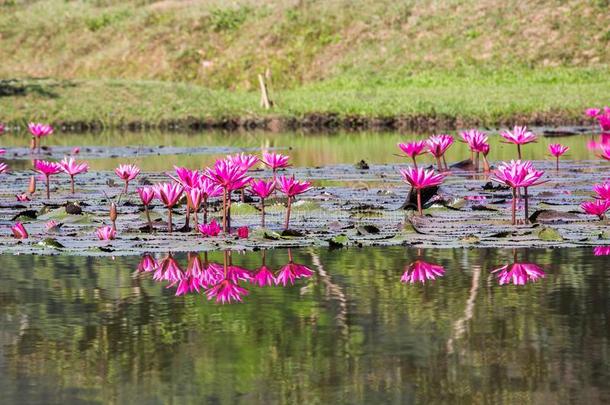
[136,250,313,303]
[400,260,445,284]
[581,181,610,220]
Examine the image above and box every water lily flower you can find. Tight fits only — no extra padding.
[205,158,252,233]
[276,175,312,230]
[137,254,158,273]
[28,123,53,153]
[275,261,313,286]
[253,265,276,287]
[460,129,489,171]
[237,226,249,239]
[96,225,116,241]
[45,220,60,232]
[0,149,5,154]
[137,186,155,231]
[205,278,249,304]
[0,123,4,134]
[491,262,545,285]
[586,106,610,132]
[198,218,221,237]
[11,222,28,239]
[249,179,275,227]
[34,160,61,199]
[427,134,454,171]
[548,144,569,170]
[397,140,427,168]
[173,166,201,189]
[198,178,223,225]
[226,153,259,171]
[154,182,184,233]
[261,152,290,179]
[598,144,610,161]
[72,147,80,155]
[115,164,140,194]
[491,160,545,224]
[581,199,610,220]
[185,187,202,229]
[154,254,183,283]
[59,157,89,194]
[15,194,30,202]
[0,162,8,174]
[593,246,610,256]
[593,182,610,201]
[399,167,447,216]
[500,126,537,159]
[400,260,445,284]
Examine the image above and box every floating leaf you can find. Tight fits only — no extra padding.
[38,238,65,249]
[537,227,563,241]
[328,234,349,248]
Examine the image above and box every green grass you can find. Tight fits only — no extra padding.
[0,67,608,126]
[0,0,609,126]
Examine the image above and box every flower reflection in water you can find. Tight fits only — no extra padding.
[136,249,314,304]
[491,262,545,285]
[400,259,445,284]
[593,246,610,256]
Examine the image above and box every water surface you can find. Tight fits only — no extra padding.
[0,247,607,404]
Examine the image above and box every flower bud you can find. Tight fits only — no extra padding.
[28,176,36,194]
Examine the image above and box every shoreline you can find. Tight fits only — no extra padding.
[2,111,596,134]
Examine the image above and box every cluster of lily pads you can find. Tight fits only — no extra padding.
[2,108,610,243]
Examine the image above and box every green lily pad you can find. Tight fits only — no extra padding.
[328,234,349,248]
[38,238,65,249]
[537,227,563,241]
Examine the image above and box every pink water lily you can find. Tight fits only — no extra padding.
[28,123,53,153]
[400,260,445,284]
[397,140,427,168]
[586,106,610,132]
[16,194,30,202]
[399,167,447,216]
[72,147,80,155]
[0,162,8,174]
[0,123,4,134]
[173,166,201,189]
[137,254,158,273]
[45,220,60,232]
[11,222,28,239]
[154,254,183,283]
[34,160,61,199]
[276,175,312,230]
[137,186,155,231]
[581,199,610,220]
[427,134,454,171]
[253,265,276,287]
[226,153,259,171]
[185,187,202,228]
[205,158,252,233]
[249,179,275,227]
[593,246,610,256]
[491,160,545,224]
[593,182,610,201]
[154,182,184,233]
[96,225,116,241]
[205,278,249,304]
[261,152,290,180]
[198,178,223,225]
[500,126,537,159]
[237,226,249,239]
[115,164,140,193]
[548,144,569,170]
[492,262,545,285]
[198,218,221,237]
[460,129,489,171]
[59,157,89,194]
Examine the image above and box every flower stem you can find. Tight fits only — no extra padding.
[524,186,529,223]
[556,157,559,171]
[145,205,153,231]
[45,175,50,199]
[261,198,266,228]
[435,157,442,171]
[511,188,517,225]
[517,144,522,160]
[124,181,129,194]
[70,176,75,194]
[222,190,228,233]
[412,157,418,169]
[284,196,292,230]
[203,197,208,224]
[168,208,173,233]
[417,189,423,216]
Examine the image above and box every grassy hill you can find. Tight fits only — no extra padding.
[0,0,609,128]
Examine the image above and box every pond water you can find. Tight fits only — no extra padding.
[0,247,608,404]
[1,129,601,170]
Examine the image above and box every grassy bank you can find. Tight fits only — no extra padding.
[1,68,608,129]
[0,0,609,128]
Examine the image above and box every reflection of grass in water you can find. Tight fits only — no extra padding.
[1,130,600,171]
